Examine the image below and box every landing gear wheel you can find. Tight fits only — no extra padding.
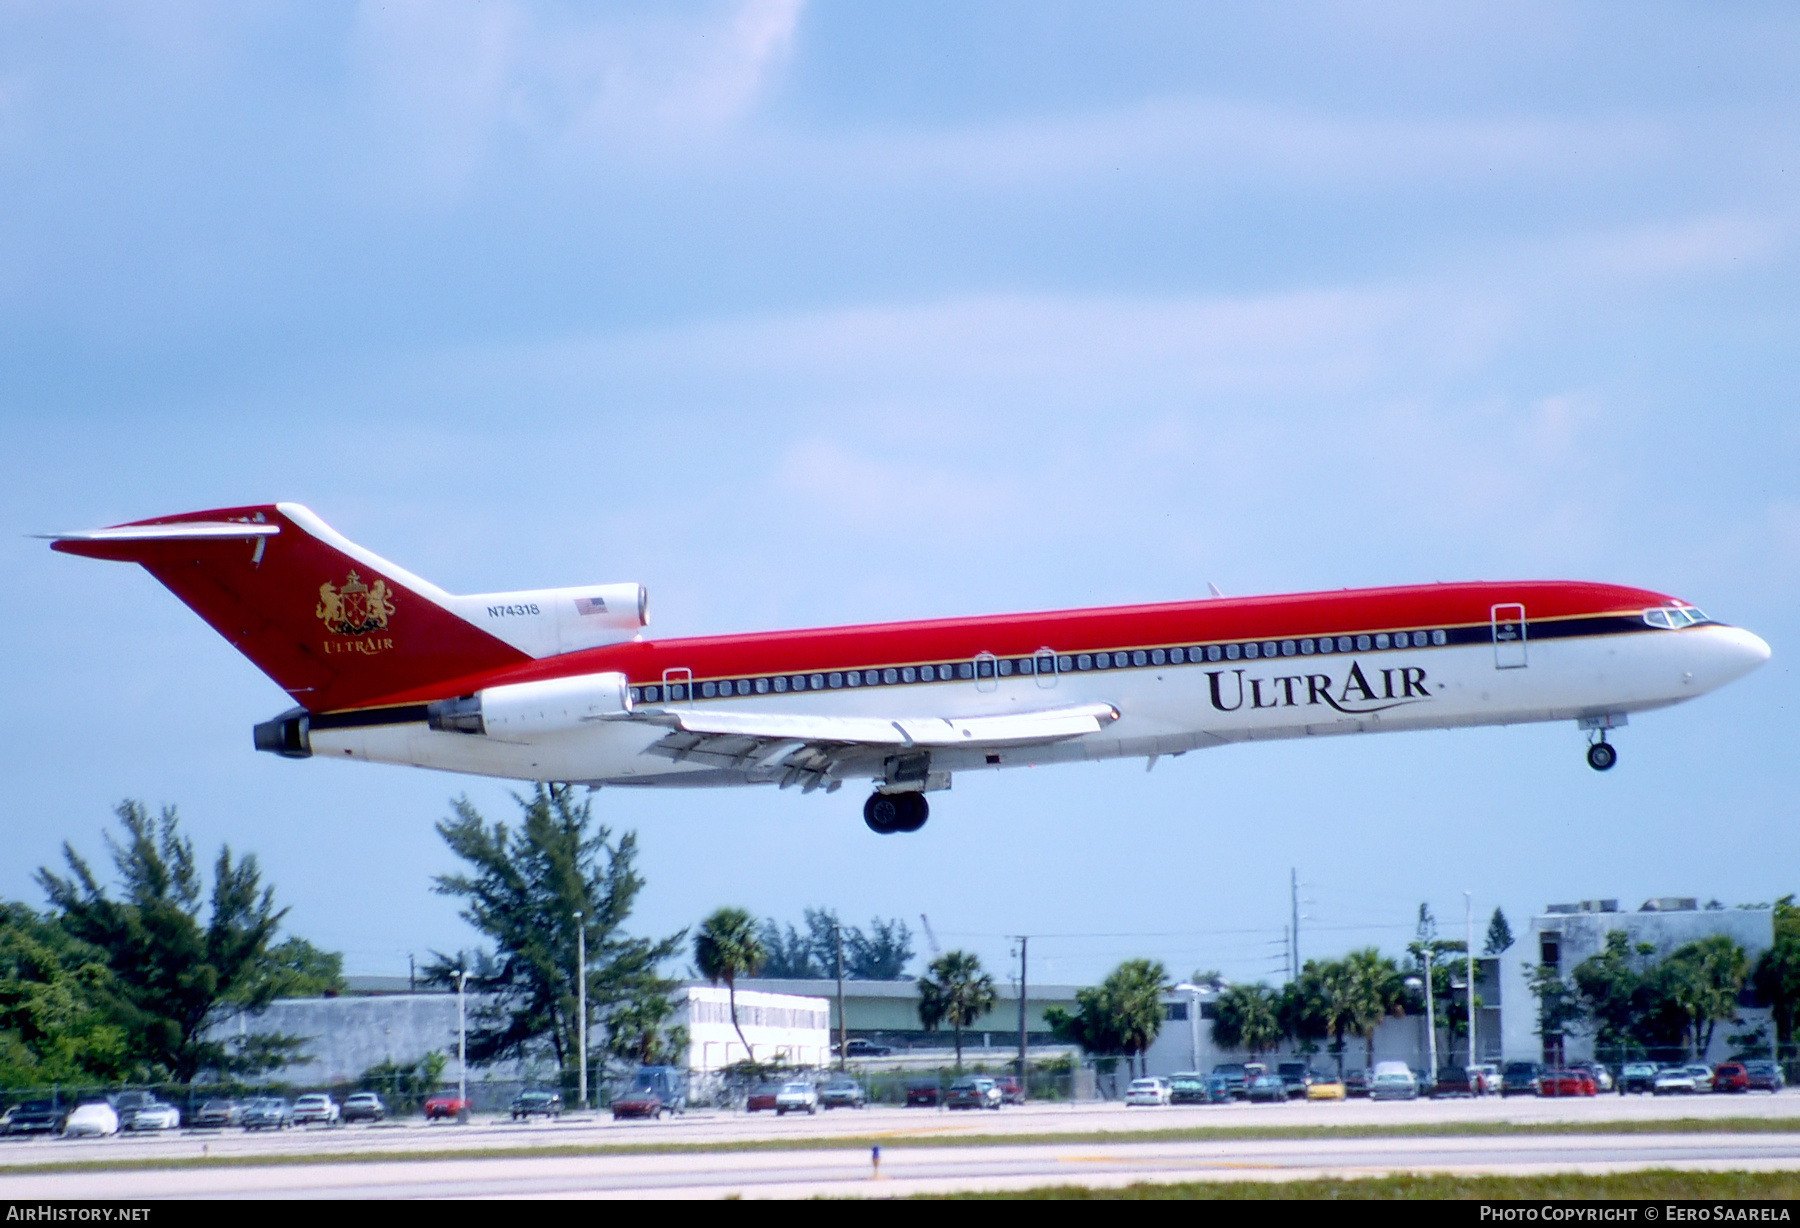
[864,792,903,834]
[1587,741,1617,771]
[864,791,930,834]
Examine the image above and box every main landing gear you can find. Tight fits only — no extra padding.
[1586,737,1618,772]
[864,791,928,835]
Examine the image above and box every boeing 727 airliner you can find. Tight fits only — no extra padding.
[50,504,1770,834]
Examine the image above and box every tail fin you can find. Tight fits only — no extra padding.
[49,503,530,711]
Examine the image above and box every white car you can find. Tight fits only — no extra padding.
[1369,1061,1418,1101]
[1467,1063,1503,1095]
[62,1102,119,1138]
[125,1102,181,1132]
[774,1082,818,1116]
[293,1094,341,1125]
[1125,1077,1172,1106]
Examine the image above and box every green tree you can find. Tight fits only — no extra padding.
[1526,962,1584,1063]
[604,989,691,1067]
[1571,930,1658,1065]
[0,903,130,1087]
[1341,947,1407,1070]
[1753,896,1800,1069]
[846,915,914,979]
[917,950,997,1069]
[1210,983,1282,1062]
[1485,908,1515,957]
[36,801,307,1081]
[430,785,684,1082]
[1664,934,1749,1060]
[253,937,345,999]
[694,906,767,1062]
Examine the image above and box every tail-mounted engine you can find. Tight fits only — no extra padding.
[426,671,633,741]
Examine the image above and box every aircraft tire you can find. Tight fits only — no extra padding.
[864,792,904,834]
[896,792,929,833]
[1586,742,1618,771]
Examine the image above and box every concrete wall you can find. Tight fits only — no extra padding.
[211,993,511,1086]
[730,977,1081,1037]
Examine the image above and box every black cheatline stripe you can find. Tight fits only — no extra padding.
[311,705,431,730]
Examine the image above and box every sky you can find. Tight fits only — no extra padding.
[3,1,1797,992]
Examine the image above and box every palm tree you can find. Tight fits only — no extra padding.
[1340,947,1406,1071]
[1211,983,1282,1062]
[918,950,997,1069]
[694,907,766,1063]
[1105,959,1168,1078]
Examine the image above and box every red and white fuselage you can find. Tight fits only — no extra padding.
[50,504,1770,829]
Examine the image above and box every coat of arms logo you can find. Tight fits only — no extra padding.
[315,570,397,636]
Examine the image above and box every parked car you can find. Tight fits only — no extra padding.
[242,1098,293,1131]
[1744,1060,1787,1093]
[904,1078,941,1108]
[776,1082,820,1116]
[1168,1073,1210,1105]
[510,1090,562,1121]
[1653,1065,1703,1095]
[1276,1061,1316,1099]
[293,1093,341,1125]
[342,1092,386,1123]
[112,1091,158,1131]
[1712,1063,1751,1094]
[61,1102,119,1138]
[1209,1062,1253,1099]
[1245,1074,1288,1104]
[1343,1069,1371,1098]
[947,1077,1003,1110]
[745,1083,783,1113]
[1500,1062,1542,1097]
[1538,1069,1598,1097]
[3,1100,67,1136]
[610,1087,665,1119]
[1124,1077,1172,1107]
[1467,1063,1503,1095]
[819,1077,866,1110]
[125,1101,181,1132]
[1306,1076,1347,1101]
[1412,1069,1437,1097]
[993,1076,1026,1106]
[1369,1061,1418,1101]
[1431,1067,1477,1098]
[424,1091,469,1120]
[1619,1062,1659,1094]
[838,1039,894,1058]
[1569,1061,1615,1092]
[195,1099,244,1128]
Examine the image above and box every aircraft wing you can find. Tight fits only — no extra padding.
[632,701,1119,792]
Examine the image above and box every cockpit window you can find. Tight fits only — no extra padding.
[1643,606,1709,629]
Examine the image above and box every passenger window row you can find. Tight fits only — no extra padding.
[626,628,1452,705]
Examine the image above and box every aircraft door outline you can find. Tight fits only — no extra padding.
[1492,604,1528,669]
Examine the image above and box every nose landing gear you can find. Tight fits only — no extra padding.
[1586,738,1618,771]
[863,791,929,834]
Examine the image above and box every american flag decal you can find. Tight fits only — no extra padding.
[575,596,608,616]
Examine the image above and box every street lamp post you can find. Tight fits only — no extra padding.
[1173,983,1206,1072]
[576,910,588,1111]
[456,967,470,1123]
[1409,960,1438,1079]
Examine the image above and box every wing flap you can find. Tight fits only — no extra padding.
[639,701,1118,747]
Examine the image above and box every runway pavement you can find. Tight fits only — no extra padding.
[2,1092,1796,1198]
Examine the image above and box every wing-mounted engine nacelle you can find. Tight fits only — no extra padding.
[426,671,633,741]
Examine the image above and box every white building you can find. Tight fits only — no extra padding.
[676,984,831,1072]
[1500,897,1773,1065]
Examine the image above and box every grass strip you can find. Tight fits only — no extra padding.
[3,1117,1799,1177]
[918,1169,1800,1200]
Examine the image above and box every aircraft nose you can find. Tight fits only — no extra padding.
[1707,625,1771,682]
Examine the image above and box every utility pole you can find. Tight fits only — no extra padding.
[1016,936,1029,1100]
[1464,891,1476,1067]
[1418,947,1438,1077]
[834,923,847,1072]
[575,910,588,1111]
[409,953,416,995]
[1291,868,1300,977]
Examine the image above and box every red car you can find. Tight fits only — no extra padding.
[1536,1069,1597,1097]
[904,1078,941,1107]
[1712,1063,1750,1094]
[424,1092,470,1120]
[993,1077,1025,1105]
[611,1090,665,1120]
[744,1083,781,1113]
